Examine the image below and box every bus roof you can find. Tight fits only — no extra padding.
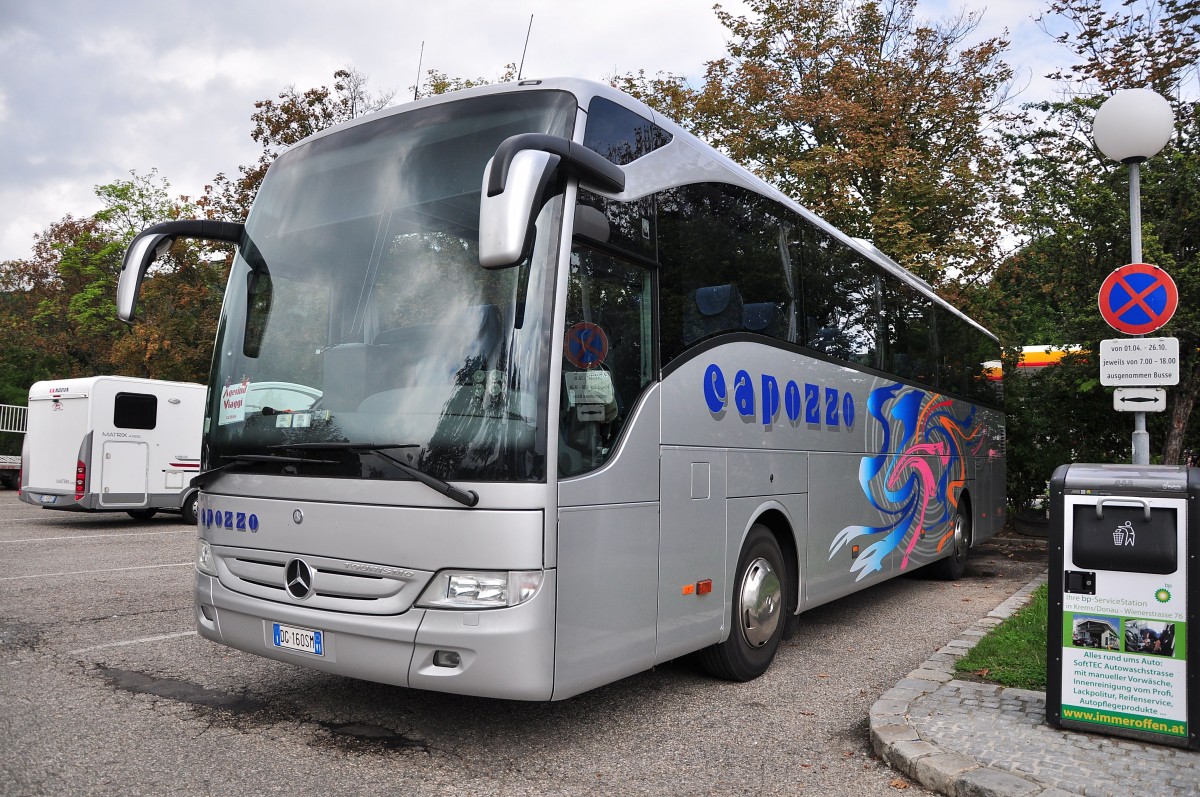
[282,77,998,344]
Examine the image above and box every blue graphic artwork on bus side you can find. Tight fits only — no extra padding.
[829,383,982,581]
[703,363,855,429]
[202,507,259,532]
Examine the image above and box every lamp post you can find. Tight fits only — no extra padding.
[1091,89,1175,466]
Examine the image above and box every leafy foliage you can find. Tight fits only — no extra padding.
[615,0,1016,289]
[199,68,397,221]
[989,0,1200,497]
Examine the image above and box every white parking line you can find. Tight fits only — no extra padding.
[0,562,193,581]
[1,530,194,544]
[69,630,197,655]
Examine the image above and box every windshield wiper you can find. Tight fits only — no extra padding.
[269,443,479,508]
[190,453,338,489]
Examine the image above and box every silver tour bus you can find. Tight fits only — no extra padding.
[117,78,1004,700]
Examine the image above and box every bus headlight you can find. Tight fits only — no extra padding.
[417,570,543,609]
[196,539,217,576]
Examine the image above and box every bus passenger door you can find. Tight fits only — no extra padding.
[657,447,727,661]
[553,245,661,699]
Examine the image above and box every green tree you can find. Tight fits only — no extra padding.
[0,171,224,390]
[995,0,1200,483]
[413,63,517,99]
[200,68,397,221]
[615,0,1015,290]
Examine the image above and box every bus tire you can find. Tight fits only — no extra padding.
[930,508,970,581]
[180,490,199,525]
[127,509,156,521]
[698,524,786,682]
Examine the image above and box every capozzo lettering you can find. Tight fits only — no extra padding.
[702,363,855,429]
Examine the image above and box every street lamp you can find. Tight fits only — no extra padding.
[1091,88,1176,465]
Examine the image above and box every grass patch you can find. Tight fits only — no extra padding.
[954,583,1048,691]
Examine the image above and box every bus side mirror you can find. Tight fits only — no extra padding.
[478,134,625,269]
[117,220,244,322]
[478,149,562,269]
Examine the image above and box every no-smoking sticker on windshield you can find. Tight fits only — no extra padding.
[564,322,609,370]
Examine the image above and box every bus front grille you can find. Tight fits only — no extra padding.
[211,545,433,616]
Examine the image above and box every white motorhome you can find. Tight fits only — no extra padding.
[19,376,205,522]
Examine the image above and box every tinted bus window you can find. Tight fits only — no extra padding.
[881,276,936,385]
[658,183,793,365]
[938,306,1002,406]
[583,97,672,165]
[800,228,879,368]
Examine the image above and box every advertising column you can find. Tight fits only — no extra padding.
[1048,463,1198,748]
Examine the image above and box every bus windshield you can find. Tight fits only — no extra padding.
[207,91,577,484]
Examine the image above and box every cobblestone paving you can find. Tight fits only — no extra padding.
[870,572,1200,797]
[910,682,1200,797]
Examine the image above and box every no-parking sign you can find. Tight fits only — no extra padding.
[1098,263,1178,335]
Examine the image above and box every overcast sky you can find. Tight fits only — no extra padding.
[0,0,1061,263]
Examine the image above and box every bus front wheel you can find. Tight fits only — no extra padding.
[698,524,786,682]
[180,490,199,525]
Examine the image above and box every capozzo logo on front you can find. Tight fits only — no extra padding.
[202,508,260,532]
[701,363,855,429]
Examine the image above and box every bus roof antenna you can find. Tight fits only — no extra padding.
[517,15,533,80]
[414,41,424,101]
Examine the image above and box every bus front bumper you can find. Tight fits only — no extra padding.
[195,569,558,701]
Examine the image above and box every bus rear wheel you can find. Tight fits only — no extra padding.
[930,508,970,581]
[698,524,786,682]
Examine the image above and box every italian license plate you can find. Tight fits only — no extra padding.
[272,622,324,656]
[39,494,57,504]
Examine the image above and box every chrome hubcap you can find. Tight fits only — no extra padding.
[739,557,782,648]
[953,514,968,559]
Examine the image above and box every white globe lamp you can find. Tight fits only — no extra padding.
[1092,89,1175,163]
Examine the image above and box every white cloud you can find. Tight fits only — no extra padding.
[0,0,1071,263]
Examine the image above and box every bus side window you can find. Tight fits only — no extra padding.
[658,183,795,365]
[881,279,935,385]
[559,247,652,477]
[799,228,879,368]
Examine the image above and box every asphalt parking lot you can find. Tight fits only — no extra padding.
[0,488,1048,797]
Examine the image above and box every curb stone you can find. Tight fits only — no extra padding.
[871,570,1200,796]
[869,572,1054,797]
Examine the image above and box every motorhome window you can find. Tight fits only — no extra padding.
[114,392,157,430]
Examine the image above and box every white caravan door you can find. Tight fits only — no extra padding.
[98,441,149,506]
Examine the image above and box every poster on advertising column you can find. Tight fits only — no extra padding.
[1061,580,1188,740]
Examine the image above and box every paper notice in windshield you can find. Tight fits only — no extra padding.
[564,371,614,406]
[220,379,250,425]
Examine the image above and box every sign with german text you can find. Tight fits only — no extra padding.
[1099,337,1179,386]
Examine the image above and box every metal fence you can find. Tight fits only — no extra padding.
[0,404,27,434]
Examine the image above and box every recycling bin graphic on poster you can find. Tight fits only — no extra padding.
[1060,495,1188,740]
